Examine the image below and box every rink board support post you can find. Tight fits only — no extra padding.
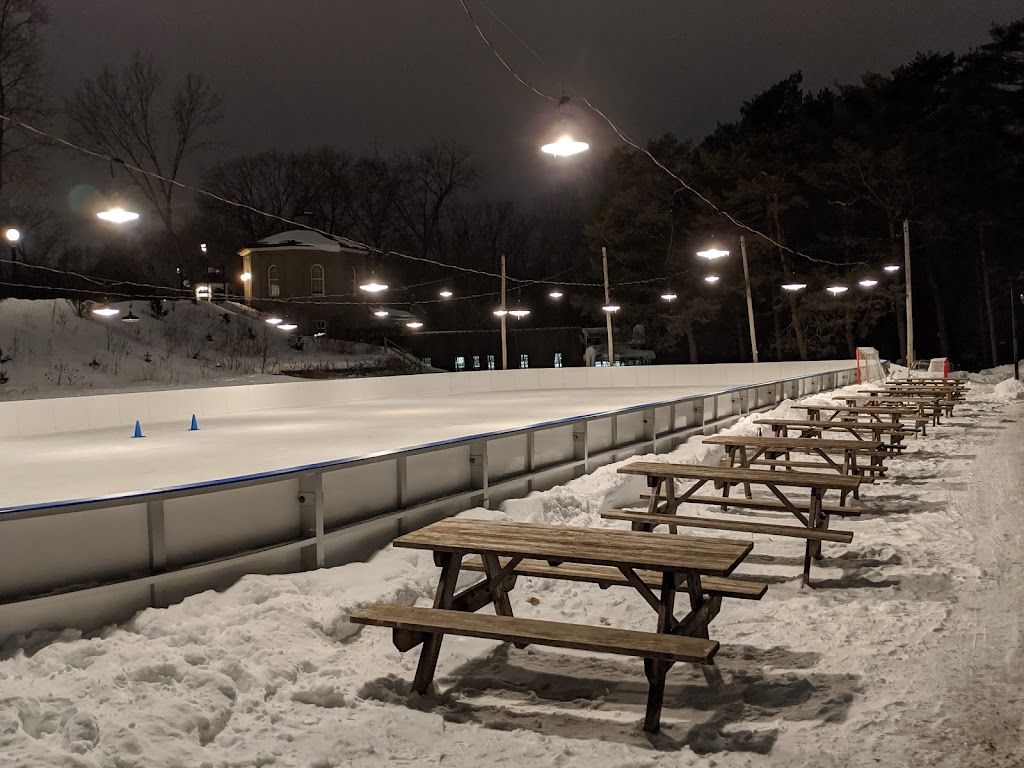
[470,440,489,508]
[146,499,167,608]
[298,472,325,570]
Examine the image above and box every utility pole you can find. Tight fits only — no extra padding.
[602,246,614,366]
[1012,275,1022,382]
[903,219,915,367]
[500,254,508,370]
[739,235,758,363]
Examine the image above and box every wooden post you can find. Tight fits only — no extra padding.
[1012,281,1020,382]
[602,246,614,366]
[903,220,914,367]
[740,235,758,363]
[500,254,508,370]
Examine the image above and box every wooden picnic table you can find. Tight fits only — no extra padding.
[613,462,861,585]
[702,434,888,486]
[858,388,954,421]
[754,417,910,451]
[350,518,762,733]
[834,394,943,425]
[794,403,930,433]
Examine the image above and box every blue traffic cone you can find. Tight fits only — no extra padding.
[132,420,144,438]
[189,414,199,431]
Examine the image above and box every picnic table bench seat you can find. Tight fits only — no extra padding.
[350,605,720,664]
[638,492,864,516]
[460,556,768,600]
[603,509,854,543]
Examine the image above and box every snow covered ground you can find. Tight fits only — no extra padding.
[0,380,1021,767]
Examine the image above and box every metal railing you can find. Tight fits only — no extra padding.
[0,366,855,640]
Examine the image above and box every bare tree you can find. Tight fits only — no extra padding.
[202,150,306,241]
[66,52,221,237]
[0,0,49,208]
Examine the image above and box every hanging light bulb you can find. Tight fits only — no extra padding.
[120,306,140,323]
[508,308,531,318]
[359,271,389,293]
[439,289,453,298]
[373,308,390,318]
[858,278,879,288]
[704,275,720,284]
[278,321,298,331]
[781,283,807,291]
[602,303,621,313]
[540,95,591,157]
[883,264,901,273]
[406,320,424,329]
[96,206,140,224]
[660,292,677,301]
[827,285,848,296]
[265,316,283,325]
[696,247,729,260]
[493,308,508,317]
[548,288,564,299]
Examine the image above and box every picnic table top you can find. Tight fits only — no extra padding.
[755,417,906,431]
[795,404,914,415]
[393,518,752,577]
[618,460,862,490]
[703,435,883,451]
[861,388,945,396]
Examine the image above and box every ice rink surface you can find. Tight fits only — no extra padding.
[3,385,710,511]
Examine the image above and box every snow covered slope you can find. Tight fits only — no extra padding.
[0,298,415,400]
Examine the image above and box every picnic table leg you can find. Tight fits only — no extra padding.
[738,446,752,498]
[801,491,823,588]
[664,479,679,535]
[643,571,679,733]
[412,552,462,694]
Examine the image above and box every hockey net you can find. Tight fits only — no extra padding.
[855,347,885,384]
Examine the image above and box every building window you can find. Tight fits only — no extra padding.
[487,355,495,370]
[311,264,325,296]
[554,352,563,368]
[472,355,481,370]
[268,265,280,297]
[455,356,466,371]
[314,320,327,336]
[520,354,529,369]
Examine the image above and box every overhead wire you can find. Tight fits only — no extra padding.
[457,0,870,268]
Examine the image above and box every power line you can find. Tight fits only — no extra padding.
[458,0,869,268]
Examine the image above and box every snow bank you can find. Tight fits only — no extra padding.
[993,377,1024,400]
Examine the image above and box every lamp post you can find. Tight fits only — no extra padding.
[602,246,615,366]
[4,227,20,289]
[1012,273,1023,382]
[903,219,915,367]
[697,239,758,363]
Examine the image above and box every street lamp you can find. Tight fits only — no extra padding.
[96,206,140,224]
[3,227,19,286]
[359,271,389,293]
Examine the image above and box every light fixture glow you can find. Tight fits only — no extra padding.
[240,272,252,282]
[696,248,729,260]
[200,243,208,254]
[91,306,120,317]
[858,278,879,288]
[661,293,677,301]
[541,135,590,157]
[883,264,901,273]
[508,309,531,318]
[265,317,283,325]
[781,283,807,291]
[602,304,621,313]
[704,275,720,284]
[439,290,453,298]
[96,207,140,224]
[406,320,423,329]
[120,310,140,324]
[493,308,509,317]
[4,227,21,243]
[278,322,298,331]
[373,309,390,318]
[548,290,564,299]
[359,272,389,293]
[827,285,848,295]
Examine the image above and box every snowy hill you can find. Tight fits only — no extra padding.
[0,298,424,401]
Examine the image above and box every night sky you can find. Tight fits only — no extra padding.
[44,1,1024,203]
